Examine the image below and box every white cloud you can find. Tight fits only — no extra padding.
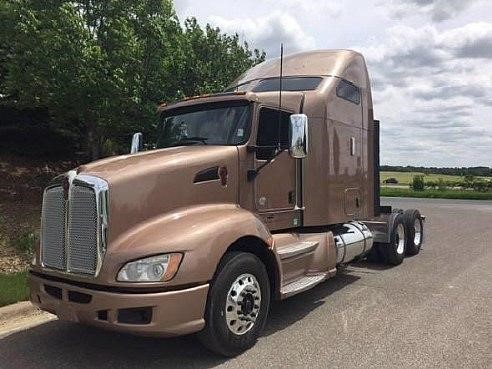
[384,0,484,22]
[264,0,343,20]
[354,22,492,166]
[439,22,492,58]
[207,12,316,55]
[173,0,190,17]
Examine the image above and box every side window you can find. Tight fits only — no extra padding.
[336,79,360,105]
[256,108,291,160]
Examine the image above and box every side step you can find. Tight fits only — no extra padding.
[280,274,326,298]
[277,241,319,260]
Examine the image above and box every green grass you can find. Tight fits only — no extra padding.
[10,230,36,255]
[380,171,489,185]
[381,187,492,200]
[0,271,29,307]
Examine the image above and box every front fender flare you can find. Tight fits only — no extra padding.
[105,204,273,287]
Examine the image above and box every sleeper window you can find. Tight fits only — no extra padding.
[252,77,322,92]
[336,79,361,105]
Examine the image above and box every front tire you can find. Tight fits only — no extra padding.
[198,251,270,357]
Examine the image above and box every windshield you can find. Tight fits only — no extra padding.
[156,102,252,148]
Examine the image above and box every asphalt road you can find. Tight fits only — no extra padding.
[0,198,490,369]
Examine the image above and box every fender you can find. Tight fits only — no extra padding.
[100,204,274,288]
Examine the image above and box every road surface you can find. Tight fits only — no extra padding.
[0,198,490,368]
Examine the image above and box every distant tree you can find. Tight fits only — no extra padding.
[425,180,437,189]
[411,175,425,191]
[0,0,265,159]
[472,179,492,193]
[437,178,447,192]
[381,165,492,177]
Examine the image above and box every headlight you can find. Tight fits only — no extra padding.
[117,253,182,282]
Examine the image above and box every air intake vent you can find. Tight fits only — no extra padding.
[41,186,66,270]
[68,185,99,274]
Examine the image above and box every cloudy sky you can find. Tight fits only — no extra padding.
[175,0,492,167]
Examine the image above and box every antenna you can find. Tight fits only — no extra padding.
[277,43,284,151]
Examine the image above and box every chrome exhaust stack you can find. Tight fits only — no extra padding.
[334,221,374,264]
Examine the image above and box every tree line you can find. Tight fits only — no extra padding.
[410,175,492,192]
[381,165,492,177]
[0,0,265,160]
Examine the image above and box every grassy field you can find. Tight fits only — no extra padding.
[0,271,29,307]
[381,187,492,200]
[380,171,489,185]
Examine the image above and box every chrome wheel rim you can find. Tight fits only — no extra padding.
[396,223,405,254]
[414,219,422,245]
[225,273,261,335]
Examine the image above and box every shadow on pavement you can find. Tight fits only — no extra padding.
[349,260,394,272]
[0,273,360,369]
[264,272,359,336]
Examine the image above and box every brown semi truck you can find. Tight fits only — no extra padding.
[29,50,425,356]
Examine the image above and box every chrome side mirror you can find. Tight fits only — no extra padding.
[289,114,308,159]
[130,132,143,154]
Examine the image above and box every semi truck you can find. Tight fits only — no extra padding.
[29,50,425,356]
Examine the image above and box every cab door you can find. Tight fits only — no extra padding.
[254,107,300,230]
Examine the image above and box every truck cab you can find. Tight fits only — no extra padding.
[29,50,425,356]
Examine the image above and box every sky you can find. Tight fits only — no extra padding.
[174,0,492,167]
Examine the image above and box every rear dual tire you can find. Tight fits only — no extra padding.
[369,213,407,265]
[402,209,423,256]
[369,209,424,265]
[382,213,407,265]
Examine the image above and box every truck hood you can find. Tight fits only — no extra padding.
[78,146,239,243]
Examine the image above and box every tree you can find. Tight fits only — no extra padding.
[0,0,264,159]
[175,18,265,97]
[411,175,425,191]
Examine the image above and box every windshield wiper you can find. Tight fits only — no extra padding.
[174,136,209,145]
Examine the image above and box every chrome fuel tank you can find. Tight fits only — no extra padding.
[334,221,373,264]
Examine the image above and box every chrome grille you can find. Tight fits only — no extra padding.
[40,172,108,277]
[41,186,66,270]
[68,185,98,274]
